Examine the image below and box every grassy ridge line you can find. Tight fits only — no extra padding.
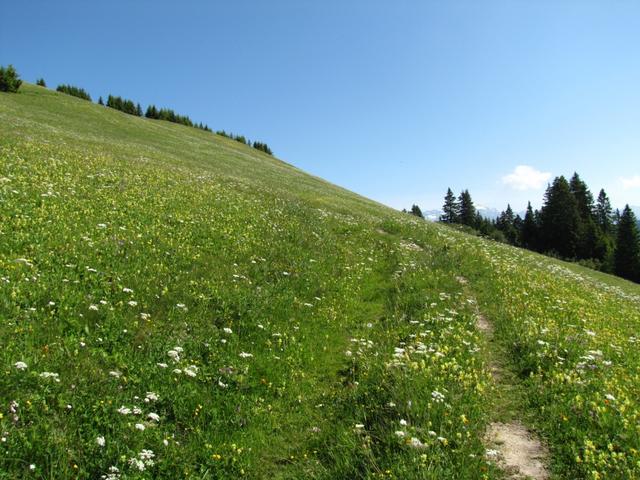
[0,84,387,218]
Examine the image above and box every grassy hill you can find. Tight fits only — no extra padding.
[1,84,639,479]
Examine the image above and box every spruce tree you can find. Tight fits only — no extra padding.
[457,190,476,227]
[521,202,538,250]
[136,103,143,117]
[539,176,581,258]
[0,65,23,92]
[98,96,104,105]
[614,205,640,282]
[410,204,424,219]
[36,78,46,87]
[595,189,613,234]
[439,188,458,223]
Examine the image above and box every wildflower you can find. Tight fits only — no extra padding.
[184,365,198,377]
[39,372,60,382]
[173,368,182,374]
[223,327,233,334]
[123,287,133,293]
[145,392,159,403]
[399,419,408,426]
[96,436,106,447]
[605,394,616,402]
[156,362,168,368]
[409,437,426,449]
[89,304,99,311]
[355,424,365,429]
[14,361,27,370]
[239,352,253,358]
[139,449,155,460]
[133,407,142,415]
[135,423,145,431]
[116,406,131,415]
[163,439,169,446]
[486,449,500,458]
[109,370,121,378]
[167,350,180,361]
[128,300,138,307]
[147,412,160,422]
[30,464,36,471]
[395,431,406,437]
[431,390,445,403]
[176,303,186,308]
[140,312,150,320]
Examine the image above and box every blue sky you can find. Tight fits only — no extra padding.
[3,0,640,212]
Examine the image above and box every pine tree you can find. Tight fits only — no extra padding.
[539,176,581,258]
[36,78,46,87]
[595,189,613,234]
[497,204,518,244]
[457,190,476,227]
[521,202,538,250]
[136,103,143,117]
[614,205,640,282]
[0,65,23,92]
[410,204,424,219]
[98,96,104,105]
[440,188,458,223]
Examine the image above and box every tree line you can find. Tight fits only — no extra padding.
[0,65,274,156]
[215,131,273,155]
[56,84,92,101]
[424,174,640,283]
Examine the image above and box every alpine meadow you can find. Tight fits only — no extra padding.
[2,81,640,479]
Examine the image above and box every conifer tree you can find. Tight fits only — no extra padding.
[614,205,640,282]
[36,78,46,87]
[136,103,143,117]
[440,188,458,223]
[497,204,518,244]
[539,176,581,258]
[0,65,23,92]
[457,190,476,227]
[520,202,539,250]
[410,204,424,219]
[98,96,104,105]
[595,189,613,234]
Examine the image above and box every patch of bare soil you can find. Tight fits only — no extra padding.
[485,422,549,480]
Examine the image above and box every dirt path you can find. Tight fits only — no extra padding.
[457,277,550,480]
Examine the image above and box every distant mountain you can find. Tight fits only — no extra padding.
[421,206,500,222]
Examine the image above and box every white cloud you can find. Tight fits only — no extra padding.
[501,165,551,191]
[620,175,640,190]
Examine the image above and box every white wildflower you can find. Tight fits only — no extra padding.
[239,352,253,358]
[14,361,27,370]
[96,436,106,447]
[147,412,160,422]
[145,392,159,403]
[184,365,198,377]
[116,406,131,415]
[135,423,145,431]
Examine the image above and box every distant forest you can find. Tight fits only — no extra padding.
[407,174,640,283]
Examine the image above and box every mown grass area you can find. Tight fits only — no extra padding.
[1,84,640,479]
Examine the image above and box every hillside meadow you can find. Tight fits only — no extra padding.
[1,84,640,479]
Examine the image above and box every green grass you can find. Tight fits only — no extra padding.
[1,84,639,479]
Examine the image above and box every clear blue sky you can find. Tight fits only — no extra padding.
[3,0,640,212]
